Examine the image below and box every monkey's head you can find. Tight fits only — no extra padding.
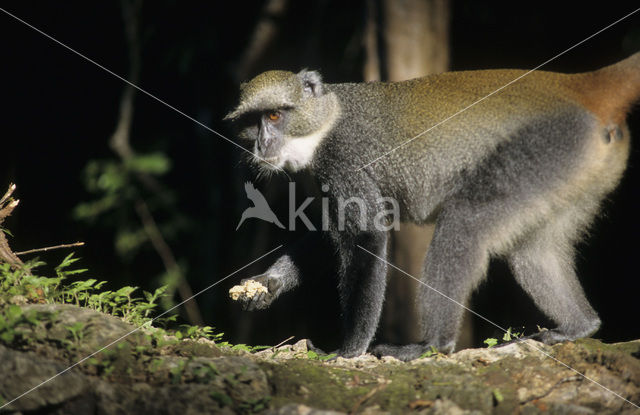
[225,69,340,172]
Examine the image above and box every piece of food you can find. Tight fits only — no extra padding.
[229,280,268,301]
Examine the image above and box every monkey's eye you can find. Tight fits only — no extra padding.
[267,111,281,122]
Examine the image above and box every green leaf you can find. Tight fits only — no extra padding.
[153,286,168,298]
[126,152,171,175]
[493,388,504,403]
[73,195,119,220]
[57,253,80,269]
[231,344,251,352]
[6,305,23,322]
[502,328,513,341]
[65,322,85,332]
[484,338,498,348]
[210,391,233,407]
[115,228,148,256]
[63,269,89,276]
[115,286,138,297]
[419,345,439,358]
[0,331,15,343]
[24,311,42,325]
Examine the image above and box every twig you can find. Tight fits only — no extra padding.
[134,199,203,325]
[270,335,295,351]
[0,199,19,221]
[15,242,85,256]
[349,383,387,414]
[0,183,16,206]
[0,183,23,268]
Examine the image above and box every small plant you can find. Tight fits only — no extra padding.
[227,343,271,353]
[178,324,218,341]
[133,344,149,356]
[148,358,164,373]
[64,321,86,344]
[170,359,187,384]
[419,345,440,359]
[210,391,233,408]
[194,362,220,384]
[502,327,522,342]
[238,396,271,414]
[0,305,50,345]
[0,247,229,353]
[0,305,24,343]
[484,338,498,348]
[0,253,179,330]
[484,327,524,348]
[55,253,88,280]
[492,388,504,404]
[147,328,179,348]
[93,353,117,378]
[306,350,337,361]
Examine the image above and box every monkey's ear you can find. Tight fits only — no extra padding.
[298,70,324,97]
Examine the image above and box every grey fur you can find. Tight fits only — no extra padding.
[227,55,639,360]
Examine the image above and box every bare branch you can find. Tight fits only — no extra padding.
[0,183,23,268]
[15,242,85,256]
[270,335,295,351]
[350,382,388,414]
[0,183,16,206]
[109,0,142,159]
[134,199,203,325]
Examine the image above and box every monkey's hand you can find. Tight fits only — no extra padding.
[233,275,284,311]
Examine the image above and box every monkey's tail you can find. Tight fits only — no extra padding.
[581,52,640,123]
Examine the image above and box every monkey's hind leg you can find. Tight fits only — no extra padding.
[507,211,601,345]
[508,121,629,344]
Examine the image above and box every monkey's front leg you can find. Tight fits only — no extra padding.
[237,233,330,311]
[237,251,304,311]
[335,231,388,358]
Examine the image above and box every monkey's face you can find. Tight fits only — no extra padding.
[248,109,289,164]
[239,106,322,172]
[226,69,340,172]
[230,107,291,170]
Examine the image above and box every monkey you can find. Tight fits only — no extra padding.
[225,52,640,361]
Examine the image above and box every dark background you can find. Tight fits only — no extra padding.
[1,1,639,351]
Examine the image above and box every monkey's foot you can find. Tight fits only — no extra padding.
[370,343,435,362]
[306,339,327,354]
[308,340,372,359]
[306,340,339,361]
[500,326,599,347]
